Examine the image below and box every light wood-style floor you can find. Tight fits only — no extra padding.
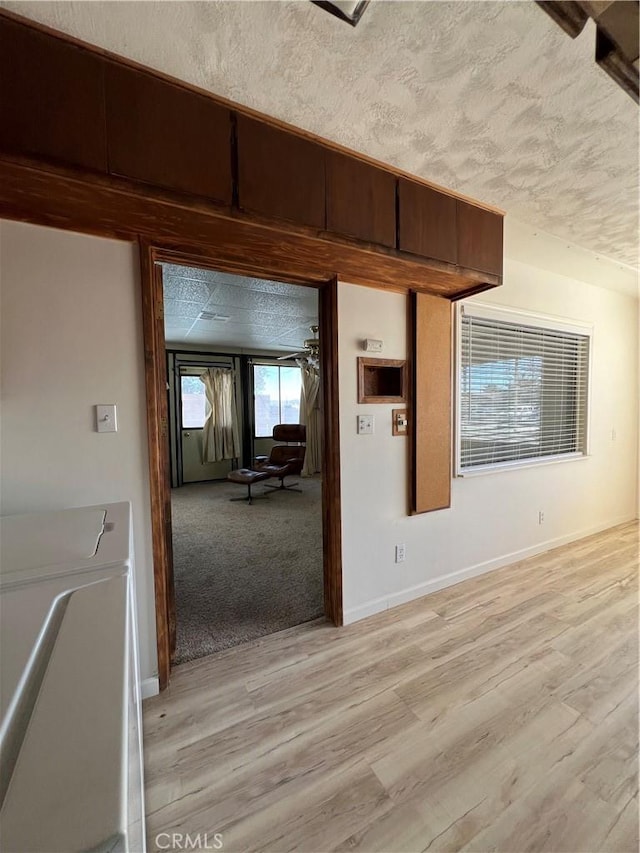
[144,522,639,853]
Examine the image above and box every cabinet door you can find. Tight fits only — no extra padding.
[105,64,233,202]
[0,18,107,172]
[457,201,503,276]
[326,151,396,247]
[236,115,325,228]
[398,179,457,264]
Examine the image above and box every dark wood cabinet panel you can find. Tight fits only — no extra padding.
[0,13,503,300]
[326,152,396,247]
[411,292,452,514]
[0,17,107,171]
[398,179,457,263]
[105,64,232,203]
[236,115,325,228]
[457,201,504,276]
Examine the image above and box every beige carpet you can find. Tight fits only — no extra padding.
[170,476,323,664]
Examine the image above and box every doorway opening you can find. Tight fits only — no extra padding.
[160,261,329,666]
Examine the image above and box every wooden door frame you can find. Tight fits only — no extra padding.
[140,243,343,690]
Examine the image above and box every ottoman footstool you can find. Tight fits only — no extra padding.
[227,469,271,505]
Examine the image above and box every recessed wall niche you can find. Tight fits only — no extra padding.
[357,357,407,403]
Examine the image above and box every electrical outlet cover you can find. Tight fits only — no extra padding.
[357,414,374,435]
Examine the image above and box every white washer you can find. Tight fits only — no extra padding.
[0,502,145,853]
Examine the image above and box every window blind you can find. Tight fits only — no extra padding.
[459,310,590,472]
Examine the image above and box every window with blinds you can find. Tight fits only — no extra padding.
[458,306,590,473]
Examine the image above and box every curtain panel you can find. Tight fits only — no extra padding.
[298,361,322,476]
[200,368,240,463]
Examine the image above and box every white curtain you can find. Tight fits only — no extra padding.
[298,361,322,477]
[200,368,240,463]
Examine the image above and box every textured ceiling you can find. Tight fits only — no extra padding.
[2,0,638,266]
[162,264,318,350]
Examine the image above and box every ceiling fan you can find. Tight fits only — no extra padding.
[278,325,320,363]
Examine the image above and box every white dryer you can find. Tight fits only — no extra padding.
[0,502,145,852]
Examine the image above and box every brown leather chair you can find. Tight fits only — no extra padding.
[254,424,306,492]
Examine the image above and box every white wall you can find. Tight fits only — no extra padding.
[0,220,157,684]
[339,251,639,622]
[2,218,637,680]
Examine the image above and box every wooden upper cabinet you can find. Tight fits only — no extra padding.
[398,179,457,264]
[457,201,504,276]
[236,115,325,229]
[326,152,396,247]
[105,64,232,203]
[0,17,107,172]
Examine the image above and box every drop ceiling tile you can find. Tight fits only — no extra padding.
[185,330,259,347]
[189,318,256,334]
[203,306,306,328]
[273,322,318,341]
[163,299,205,320]
[164,320,194,332]
[165,331,193,344]
[213,271,313,300]
[269,326,311,344]
[163,276,214,304]
[162,265,319,352]
[162,264,217,283]
[208,285,316,317]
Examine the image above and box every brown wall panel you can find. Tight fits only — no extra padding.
[326,151,396,247]
[398,179,457,264]
[0,17,107,171]
[457,201,503,276]
[237,115,325,228]
[412,292,452,514]
[105,64,232,202]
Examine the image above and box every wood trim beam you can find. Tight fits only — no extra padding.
[596,27,640,103]
[536,0,639,102]
[0,157,499,299]
[319,277,343,625]
[139,242,172,690]
[535,1,589,37]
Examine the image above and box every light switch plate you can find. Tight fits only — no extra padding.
[357,414,374,435]
[96,404,117,433]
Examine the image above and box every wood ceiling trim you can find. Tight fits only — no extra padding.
[0,157,498,299]
[536,0,639,102]
[535,1,589,37]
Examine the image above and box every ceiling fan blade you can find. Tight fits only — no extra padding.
[277,351,305,361]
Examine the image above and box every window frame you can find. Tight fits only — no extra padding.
[454,302,593,477]
[179,367,210,430]
[252,361,302,439]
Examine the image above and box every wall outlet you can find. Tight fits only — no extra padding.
[395,543,406,563]
[357,414,374,435]
[538,511,545,524]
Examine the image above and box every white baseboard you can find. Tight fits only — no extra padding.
[343,516,634,625]
[141,677,160,700]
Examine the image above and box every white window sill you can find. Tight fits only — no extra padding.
[456,452,590,478]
